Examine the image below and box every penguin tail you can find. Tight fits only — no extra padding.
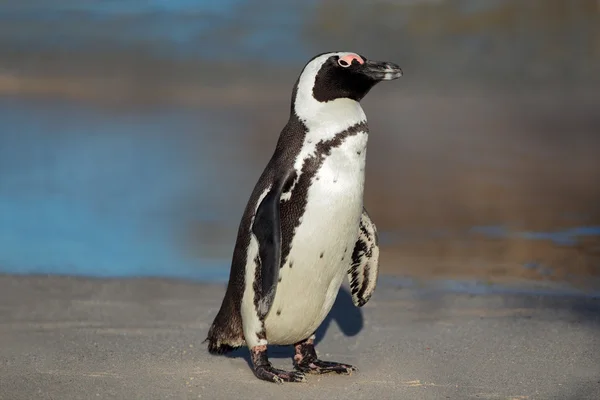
[205,330,243,355]
[205,337,238,355]
[205,278,245,355]
[205,317,245,355]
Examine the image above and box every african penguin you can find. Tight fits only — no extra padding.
[206,52,402,383]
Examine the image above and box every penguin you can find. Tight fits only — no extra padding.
[206,51,402,383]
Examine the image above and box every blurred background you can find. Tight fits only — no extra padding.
[0,0,599,290]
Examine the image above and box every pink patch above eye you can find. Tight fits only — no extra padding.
[339,54,364,65]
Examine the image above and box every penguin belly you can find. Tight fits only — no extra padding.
[264,133,368,345]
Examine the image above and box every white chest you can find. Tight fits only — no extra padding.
[264,132,368,345]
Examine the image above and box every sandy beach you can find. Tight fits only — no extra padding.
[1,275,599,400]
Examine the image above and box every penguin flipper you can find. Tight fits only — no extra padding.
[348,207,380,307]
[251,171,294,319]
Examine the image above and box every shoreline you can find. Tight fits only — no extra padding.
[1,270,599,299]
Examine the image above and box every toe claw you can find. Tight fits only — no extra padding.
[340,364,358,375]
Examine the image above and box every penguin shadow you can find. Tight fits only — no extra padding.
[224,287,364,367]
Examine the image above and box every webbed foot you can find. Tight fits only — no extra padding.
[251,345,306,383]
[293,338,357,375]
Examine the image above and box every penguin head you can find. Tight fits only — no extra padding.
[296,52,402,104]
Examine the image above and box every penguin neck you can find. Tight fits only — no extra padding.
[292,96,367,144]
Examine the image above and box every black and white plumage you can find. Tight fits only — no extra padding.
[349,209,380,307]
[206,52,401,383]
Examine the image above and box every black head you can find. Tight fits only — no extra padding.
[307,52,402,103]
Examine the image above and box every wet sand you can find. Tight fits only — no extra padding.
[1,275,599,400]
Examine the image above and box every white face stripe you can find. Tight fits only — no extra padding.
[292,52,368,171]
[294,52,366,124]
[294,52,337,121]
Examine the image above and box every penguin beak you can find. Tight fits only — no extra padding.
[360,60,403,81]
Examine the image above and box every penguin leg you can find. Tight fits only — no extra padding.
[293,336,357,375]
[250,345,306,383]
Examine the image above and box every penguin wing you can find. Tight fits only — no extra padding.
[251,170,294,318]
[347,207,380,307]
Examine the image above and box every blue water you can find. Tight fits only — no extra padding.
[469,225,600,246]
[0,97,599,286]
[0,1,597,297]
[380,225,600,247]
[0,98,242,281]
[387,275,600,298]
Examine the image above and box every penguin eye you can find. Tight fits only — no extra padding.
[338,58,351,68]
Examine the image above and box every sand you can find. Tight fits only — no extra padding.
[1,274,599,400]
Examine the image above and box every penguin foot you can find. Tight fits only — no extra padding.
[254,365,306,383]
[250,345,306,384]
[293,339,357,375]
[294,359,357,375]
